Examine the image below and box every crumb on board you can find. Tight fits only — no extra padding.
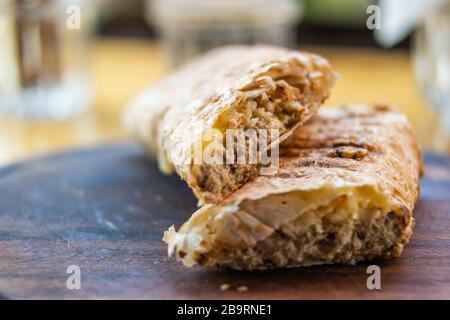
[163,225,177,256]
[220,283,230,291]
[155,195,163,203]
[237,285,248,293]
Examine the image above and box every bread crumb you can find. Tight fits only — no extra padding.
[220,283,230,291]
[237,285,248,293]
[162,225,177,256]
[155,195,163,203]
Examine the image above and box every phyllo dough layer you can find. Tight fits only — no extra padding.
[125,45,336,204]
[164,105,423,270]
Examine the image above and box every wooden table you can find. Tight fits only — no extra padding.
[0,39,448,167]
[1,143,449,299]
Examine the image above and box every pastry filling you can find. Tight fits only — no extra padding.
[192,67,328,201]
[211,212,407,270]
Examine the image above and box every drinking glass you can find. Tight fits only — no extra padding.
[146,0,303,67]
[0,0,95,120]
[414,0,450,135]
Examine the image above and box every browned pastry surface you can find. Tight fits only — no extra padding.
[125,45,336,204]
[165,105,423,270]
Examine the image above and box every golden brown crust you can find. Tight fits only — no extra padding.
[166,105,422,269]
[223,104,422,211]
[125,45,336,204]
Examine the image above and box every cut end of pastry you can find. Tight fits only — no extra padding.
[190,53,336,203]
[124,46,336,204]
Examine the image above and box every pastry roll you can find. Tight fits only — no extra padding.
[164,105,423,270]
[125,45,336,204]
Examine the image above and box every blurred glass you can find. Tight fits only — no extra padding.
[146,0,302,67]
[414,1,450,122]
[0,0,95,120]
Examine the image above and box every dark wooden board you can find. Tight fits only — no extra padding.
[0,142,449,299]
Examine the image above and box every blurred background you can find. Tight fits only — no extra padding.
[0,0,449,166]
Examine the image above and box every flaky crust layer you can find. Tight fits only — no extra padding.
[125,45,336,204]
[165,105,423,269]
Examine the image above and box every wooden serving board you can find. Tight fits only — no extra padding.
[0,142,449,300]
